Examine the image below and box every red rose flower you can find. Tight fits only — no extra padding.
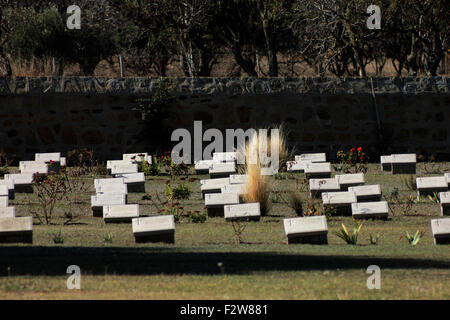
[357,147,362,152]
[350,148,355,153]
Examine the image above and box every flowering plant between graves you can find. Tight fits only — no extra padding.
[139,152,189,178]
[0,152,14,177]
[335,146,369,173]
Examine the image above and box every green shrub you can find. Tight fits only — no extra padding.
[405,230,424,246]
[335,221,363,245]
[52,230,64,244]
[188,211,207,223]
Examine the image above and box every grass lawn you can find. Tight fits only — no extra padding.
[0,163,449,299]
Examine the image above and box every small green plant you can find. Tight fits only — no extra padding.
[405,230,424,246]
[188,211,207,223]
[142,194,152,200]
[171,182,191,200]
[52,229,64,244]
[0,152,13,178]
[103,232,113,244]
[427,192,440,204]
[369,233,382,245]
[335,221,363,245]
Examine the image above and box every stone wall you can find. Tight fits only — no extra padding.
[0,77,449,161]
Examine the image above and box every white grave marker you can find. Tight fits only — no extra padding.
[4,173,34,193]
[295,153,326,163]
[91,194,127,217]
[283,216,328,244]
[304,162,331,179]
[209,162,236,178]
[103,204,139,223]
[0,216,33,243]
[224,202,260,221]
[390,154,416,174]
[351,201,389,219]
[335,173,365,190]
[0,207,15,218]
[322,191,357,215]
[205,192,240,217]
[195,159,217,173]
[416,176,448,196]
[439,192,450,216]
[380,155,392,172]
[430,218,450,245]
[115,173,146,193]
[132,215,175,243]
[348,185,382,202]
[229,174,248,185]
[309,178,340,197]
[213,152,237,163]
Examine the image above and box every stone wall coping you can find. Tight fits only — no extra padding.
[0,76,448,96]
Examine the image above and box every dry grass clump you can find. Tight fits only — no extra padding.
[240,126,290,215]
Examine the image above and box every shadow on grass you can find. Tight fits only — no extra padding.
[0,246,449,276]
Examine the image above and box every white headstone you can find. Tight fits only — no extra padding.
[205,192,239,207]
[351,201,389,219]
[103,204,139,222]
[195,159,217,172]
[213,152,237,163]
[430,218,450,244]
[0,207,15,218]
[335,173,365,185]
[132,215,175,243]
[287,160,311,172]
[322,191,357,205]
[295,153,326,163]
[114,173,145,184]
[60,157,66,167]
[391,154,417,163]
[304,162,331,178]
[0,185,8,197]
[309,178,340,195]
[200,178,230,192]
[123,153,148,162]
[224,202,260,221]
[35,152,61,162]
[0,216,33,243]
[94,178,126,189]
[445,173,450,183]
[416,176,448,193]
[19,161,48,174]
[95,183,128,194]
[348,184,382,201]
[229,174,248,185]
[107,160,132,170]
[0,196,8,207]
[439,192,450,216]
[111,163,138,175]
[4,173,33,185]
[4,173,33,193]
[221,184,247,195]
[380,155,392,171]
[209,162,236,177]
[283,216,328,244]
[91,194,126,207]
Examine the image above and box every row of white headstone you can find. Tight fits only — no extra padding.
[283,215,450,245]
[100,153,178,243]
[287,153,332,179]
[0,152,64,243]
